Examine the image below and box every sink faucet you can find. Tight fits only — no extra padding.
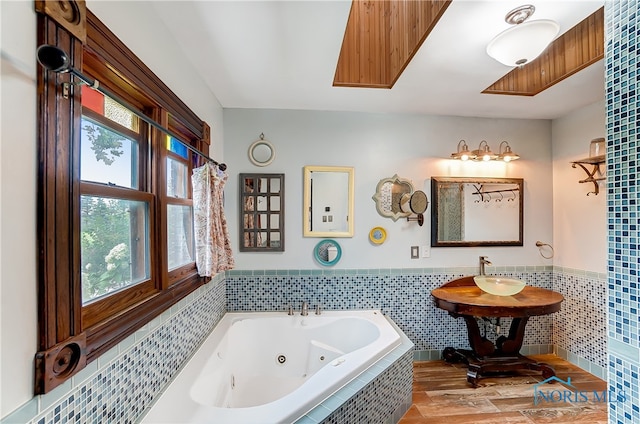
[301,301,309,316]
[479,256,492,275]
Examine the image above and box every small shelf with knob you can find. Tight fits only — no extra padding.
[570,154,605,195]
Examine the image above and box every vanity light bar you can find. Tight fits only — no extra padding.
[451,140,520,162]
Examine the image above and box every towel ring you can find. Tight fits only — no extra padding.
[535,241,554,259]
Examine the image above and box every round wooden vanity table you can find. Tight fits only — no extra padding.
[431,276,564,387]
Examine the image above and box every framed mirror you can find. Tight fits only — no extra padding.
[248,136,275,167]
[431,177,523,247]
[303,166,354,237]
[314,239,342,266]
[372,174,414,221]
[239,173,284,251]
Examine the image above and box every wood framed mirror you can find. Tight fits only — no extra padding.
[431,177,523,247]
[239,173,284,251]
[303,166,354,237]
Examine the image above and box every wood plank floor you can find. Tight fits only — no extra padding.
[399,354,608,424]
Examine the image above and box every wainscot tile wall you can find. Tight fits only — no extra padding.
[605,1,640,423]
[552,267,608,379]
[1,275,226,424]
[3,263,615,424]
[226,266,556,359]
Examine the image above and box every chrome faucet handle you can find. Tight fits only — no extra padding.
[315,305,321,315]
[287,305,294,316]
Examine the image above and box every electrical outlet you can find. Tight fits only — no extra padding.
[411,246,419,259]
[421,245,431,258]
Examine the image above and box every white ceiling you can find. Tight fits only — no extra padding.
[153,0,605,120]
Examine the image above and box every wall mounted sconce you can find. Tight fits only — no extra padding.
[451,140,521,162]
[451,140,475,161]
[498,141,520,162]
[473,140,498,161]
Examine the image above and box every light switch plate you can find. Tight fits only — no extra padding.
[411,246,419,259]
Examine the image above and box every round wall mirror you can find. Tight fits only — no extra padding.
[248,135,275,167]
[403,190,429,226]
[314,239,342,266]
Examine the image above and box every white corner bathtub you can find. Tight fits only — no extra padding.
[141,310,402,424]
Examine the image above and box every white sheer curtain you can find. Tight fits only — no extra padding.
[192,162,234,276]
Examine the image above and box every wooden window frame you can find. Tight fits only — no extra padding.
[35,4,210,394]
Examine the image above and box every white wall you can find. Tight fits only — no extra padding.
[551,100,607,272]
[223,109,554,270]
[0,2,223,417]
[0,0,38,417]
[86,0,225,156]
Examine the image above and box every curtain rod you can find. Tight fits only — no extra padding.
[36,44,227,171]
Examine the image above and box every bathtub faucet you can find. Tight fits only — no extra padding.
[301,301,309,316]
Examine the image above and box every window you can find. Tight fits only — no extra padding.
[166,136,195,274]
[35,7,210,393]
[78,87,157,327]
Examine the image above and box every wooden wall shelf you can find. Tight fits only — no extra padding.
[571,154,605,195]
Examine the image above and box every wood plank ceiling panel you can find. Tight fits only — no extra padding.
[483,7,604,96]
[333,0,452,89]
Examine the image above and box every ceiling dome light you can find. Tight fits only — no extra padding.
[486,5,559,67]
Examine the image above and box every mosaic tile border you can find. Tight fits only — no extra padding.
[226,265,553,277]
[2,275,226,424]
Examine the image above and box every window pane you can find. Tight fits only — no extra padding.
[167,157,188,198]
[167,136,188,159]
[167,204,194,270]
[81,85,139,132]
[81,117,138,188]
[104,96,138,130]
[81,196,149,304]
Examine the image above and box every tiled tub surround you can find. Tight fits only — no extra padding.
[296,327,414,424]
[226,267,556,359]
[141,310,410,424]
[552,267,608,378]
[2,275,226,424]
[605,1,640,423]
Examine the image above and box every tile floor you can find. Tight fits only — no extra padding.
[399,354,608,424]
